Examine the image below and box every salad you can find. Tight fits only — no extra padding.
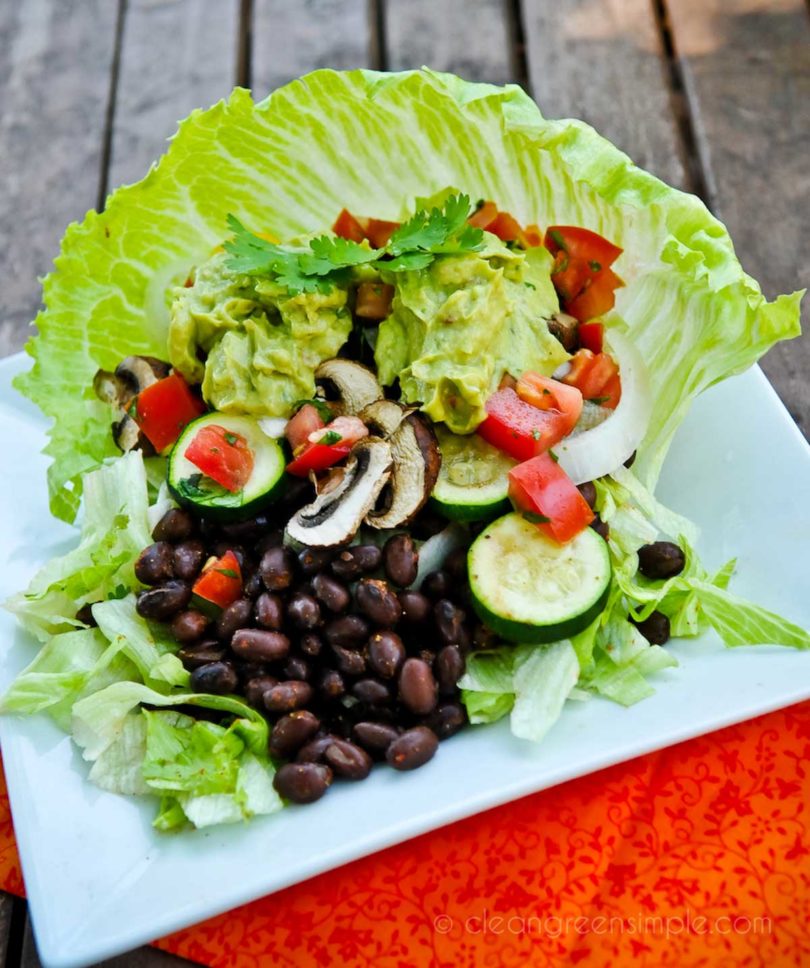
[2,69,808,830]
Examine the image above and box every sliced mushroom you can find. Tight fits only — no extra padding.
[112,415,155,455]
[315,359,383,416]
[94,355,171,453]
[359,399,407,437]
[286,438,393,548]
[547,312,579,353]
[366,413,441,530]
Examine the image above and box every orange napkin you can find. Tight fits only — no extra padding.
[2,701,808,967]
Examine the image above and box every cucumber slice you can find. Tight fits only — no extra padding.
[430,427,516,522]
[168,413,288,521]
[468,513,611,643]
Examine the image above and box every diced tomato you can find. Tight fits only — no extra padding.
[515,373,582,432]
[134,373,205,452]
[355,281,394,320]
[577,321,604,354]
[184,424,254,493]
[192,550,243,610]
[286,442,351,477]
[599,372,622,410]
[543,226,623,268]
[560,350,621,405]
[523,223,543,247]
[286,404,325,453]
[508,454,594,544]
[365,219,400,248]
[550,251,592,303]
[478,388,577,462]
[332,208,367,243]
[487,212,527,247]
[565,267,624,322]
[468,200,498,229]
[308,416,368,447]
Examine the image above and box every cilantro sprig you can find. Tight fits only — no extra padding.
[223,194,484,294]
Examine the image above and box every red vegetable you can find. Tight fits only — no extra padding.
[508,454,594,544]
[364,218,400,248]
[332,208,366,243]
[355,281,394,320]
[192,550,243,610]
[286,404,325,453]
[134,373,205,452]
[184,424,254,493]
[477,387,578,462]
[561,350,622,409]
[565,267,624,322]
[577,321,604,354]
[467,200,498,229]
[543,226,623,268]
[286,441,352,477]
[515,373,582,430]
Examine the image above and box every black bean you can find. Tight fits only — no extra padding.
[434,599,466,646]
[324,739,372,780]
[435,645,465,694]
[216,598,254,643]
[637,541,686,580]
[418,648,437,667]
[577,481,597,509]
[135,542,175,586]
[287,592,322,631]
[244,571,264,599]
[135,580,191,621]
[632,610,671,646]
[177,640,226,670]
[152,507,194,543]
[220,515,271,541]
[190,660,238,695]
[352,678,390,704]
[300,632,324,657]
[624,450,637,468]
[386,726,439,771]
[355,579,401,628]
[244,674,278,708]
[269,710,321,759]
[472,622,499,650]
[170,609,210,644]
[421,570,452,600]
[296,734,338,763]
[424,701,467,740]
[398,658,438,715]
[297,546,335,576]
[367,630,406,679]
[444,546,469,581]
[399,590,432,625]
[75,603,97,627]
[312,574,351,614]
[330,544,382,581]
[255,592,284,630]
[173,540,206,581]
[213,542,246,567]
[352,721,400,755]
[260,546,296,591]
[255,530,284,555]
[383,534,419,587]
[273,762,332,803]
[318,668,346,699]
[284,655,312,682]
[231,628,290,662]
[263,680,313,713]
[325,614,369,649]
[330,644,366,677]
[590,516,610,540]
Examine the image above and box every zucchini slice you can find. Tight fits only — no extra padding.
[430,427,515,522]
[168,413,288,521]
[468,512,611,643]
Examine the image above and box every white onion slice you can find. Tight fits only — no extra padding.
[412,523,468,589]
[555,330,652,485]
[258,416,288,438]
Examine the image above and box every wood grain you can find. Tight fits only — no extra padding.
[0,0,120,357]
[521,0,689,190]
[107,0,241,191]
[251,0,371,99]
[667,0,810,433]
[385,0,515,84]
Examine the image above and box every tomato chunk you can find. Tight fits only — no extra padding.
[515,373,582,432]
[577,322,604,354]
[565,267,624,322]
[550,251,592,303]
[184,424,254,493]
[508,454,594,544]
[355,281,394,320]
[543,226,623,268]
[332,208,367,243]
[487,212,527,247]
[286,404,325,453]
[560,350,621,406]
[134,374,205,452]
[365,218,400,248]
[286,442,352,477]
[192,550,243,610]
[478,388,577,462]
[468,200,498,229]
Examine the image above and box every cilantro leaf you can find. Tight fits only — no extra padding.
[522,511,552,525]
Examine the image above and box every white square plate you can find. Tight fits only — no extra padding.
[1,351,808,968]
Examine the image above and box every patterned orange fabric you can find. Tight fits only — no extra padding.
[1,702,809,966]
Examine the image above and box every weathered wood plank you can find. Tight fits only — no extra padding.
[385,0,515,85]
[0,0,120,357]
[251,0,372,98]
[521,0,689,190]
[21,918,190,968]
[108,0,241,191]
[667,0,810,433]
[0,892,15,964]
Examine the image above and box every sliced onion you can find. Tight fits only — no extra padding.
[258,416,288,438]
[555,330,652,485]
[412,523,468,588]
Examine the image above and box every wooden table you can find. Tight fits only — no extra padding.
[0,1,807,965]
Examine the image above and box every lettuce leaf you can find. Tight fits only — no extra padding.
[14,70,802,520]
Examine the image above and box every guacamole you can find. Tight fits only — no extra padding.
[374,235,567,433]
[168,252,352,415]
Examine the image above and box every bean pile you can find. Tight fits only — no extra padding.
[133,507,476,804]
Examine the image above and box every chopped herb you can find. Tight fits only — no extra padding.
[176,473,242,508]
[531,429,542,441]
[549,229,567,251]
[548,449,559,463]
[522,511,551,524]
[589,260,602,272]
[320,430,343,446]
[542,388,551,395]
[588,396,611,406]
[293,398,333,422]
[224,432,238,446]
[216,568,239,579]
[524,281,536,290]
